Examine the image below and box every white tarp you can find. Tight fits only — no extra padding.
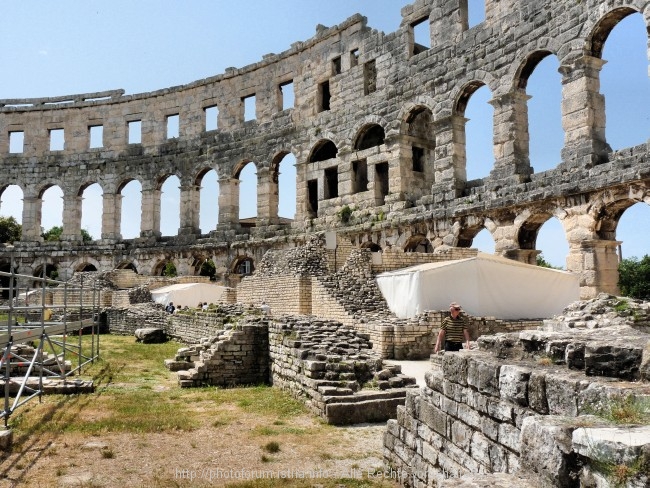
[376,253,580,319]
[151,283,226,308]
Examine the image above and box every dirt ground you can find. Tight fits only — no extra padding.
[0,340,401,488]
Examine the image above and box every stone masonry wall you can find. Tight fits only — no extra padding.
[236,275,313,315]
[383,296,650,488]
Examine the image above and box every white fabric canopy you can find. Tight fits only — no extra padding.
[151,283,226,308]
[376,253,580,319]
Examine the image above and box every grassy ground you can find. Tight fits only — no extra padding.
[0,334,398,487]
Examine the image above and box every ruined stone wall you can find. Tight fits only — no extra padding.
[236,275,313,315]
[383,296,650,487]
[371,248,478,274]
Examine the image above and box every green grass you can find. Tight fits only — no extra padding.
[585,394,650,425]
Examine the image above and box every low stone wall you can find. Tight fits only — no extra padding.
[371,248,478,274]
[237,275,313,315]
[383,322,650,488]
[165,315,420,424]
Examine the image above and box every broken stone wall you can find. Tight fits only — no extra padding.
[236,275,313,315]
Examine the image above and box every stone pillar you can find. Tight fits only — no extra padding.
[61,194,82,242]
[217,177,240,229]
[20,196,43,242]
[431,115,467,199]
[140,188,161,238]
[101,192,122,240]
[567,239,620,299]
[489,90,532,181]
[179,184,201,235]
[560,55,609,168]
[256,166,278,226]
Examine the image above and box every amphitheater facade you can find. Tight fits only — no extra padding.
[1,0,649,299]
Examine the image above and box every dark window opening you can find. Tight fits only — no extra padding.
[309,140,338,162]
[356,125,385,150]
[319,81,331,112]
[375,163,389,206]
[352,160,368,193]
[307,179,319,215]
[413,146,425,172]
[350,49,359,67]
[364,60,377,95]
[332,57,342,75]
[324,167,338,199]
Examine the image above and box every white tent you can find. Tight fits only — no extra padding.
[151,283,226,308]
[376,253,580,319]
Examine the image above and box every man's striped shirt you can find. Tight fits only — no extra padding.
[441,314,468,343]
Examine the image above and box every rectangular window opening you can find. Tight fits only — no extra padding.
[9,131,24,154]
[412,146,425,172]
[411,17,431,55]
[89,125,104,149]
[243,94,256,121]
[204,105,219,131]
[280,81,294,110]
[307,179,318,216]
[350,49,359,68]
[364,60,377,95]
[332,56,342,75]
[319,81,331,112]
[324,167,338,199]
[166,114,180,139]
[352,160,368,193]
[49,128,64,151]
[128,120,142,144]
[375,162,389,206]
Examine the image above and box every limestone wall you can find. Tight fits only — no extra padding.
[237,275,313,315]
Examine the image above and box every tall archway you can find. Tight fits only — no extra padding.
[198,169,219,234]
[119,180,142,239]
[80,182,103,240]
[0,184,24,224]
[160,175,181,236]
[275,153,297,220]
[40,185,64,234]
[458,83,494,181]
[237,162,258,221]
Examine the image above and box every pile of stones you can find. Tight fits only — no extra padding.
[66,271,117,290]
[255,235,329,277]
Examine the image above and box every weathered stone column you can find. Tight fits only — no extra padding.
[20,196,43,242]
[567,239,620,299]
[178,184,201,235]
[61,194,82,242]
[560,55,609,167]
[217,177,240,229]
[140,188,161,238]
[489,90,532,181]
[256,166,278,226]
[101,192,122,240]
[432,115,467,199]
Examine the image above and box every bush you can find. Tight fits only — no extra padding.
[618,255,650,299]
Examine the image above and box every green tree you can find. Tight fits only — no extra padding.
[536,253,562,269]
[618,255,650,299]
[199,259,216,279]
[0,216,22,243]
[41,226,93,243]
[162,262,177,277]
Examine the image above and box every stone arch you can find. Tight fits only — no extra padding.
[591,188,649,240]
[71,257,101,273]
[230,255,254,276]
[453,73,497,116]
[515,50,555,90]
[308,139,338,163]
[398,97,436,133]
[360,241,382,252]
[233,159,258,179]
[116,261,138,272]
[404,234,433,253]
[455,216,489,248]
[354,124,386,150]
[152,258,177,277]
[587,6,642,59]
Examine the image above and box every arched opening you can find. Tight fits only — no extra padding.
[40,185,64,234]
[119,180,142,239]
[198,258,216,280]
[154,260,177,277]
[616,202,650,260]
[33,264,59,283]
[404,235,433,253]
[275,153,297,221]
[116,261,137,272]
[80,182,103,240]
[534,217,568,269]
[405,106,434,178]
[470,228,495,254]
[76,263,98,272]
[355,124,385,150]
[237,162,258,221]
[599,11,650,150]
[360,241,382,252]
[458,83,494,181]
[0,184,24,225]
[160,175,181,237]
[232,256,254,277]
[198,169,219,234]
[309,140,338,163]
[521,53,563,173]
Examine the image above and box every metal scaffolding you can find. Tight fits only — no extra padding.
[0,264,101,427]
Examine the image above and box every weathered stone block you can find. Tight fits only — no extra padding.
[498,364,530,407]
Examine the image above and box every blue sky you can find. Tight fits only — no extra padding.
[0,1,648,268]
